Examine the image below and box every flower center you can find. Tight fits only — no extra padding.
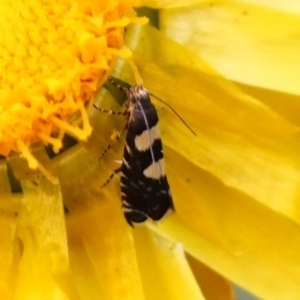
[0,0,141,181]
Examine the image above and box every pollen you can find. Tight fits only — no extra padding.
[0,0,143,179]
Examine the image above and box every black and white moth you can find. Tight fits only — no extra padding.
[119,84,174,226]
[95,79,174,226]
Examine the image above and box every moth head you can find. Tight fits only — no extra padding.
[127,85,149,103]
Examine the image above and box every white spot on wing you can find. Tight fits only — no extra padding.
[134,124,160,151]
[143,158,165,179]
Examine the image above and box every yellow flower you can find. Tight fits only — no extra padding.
[1,0,300,300]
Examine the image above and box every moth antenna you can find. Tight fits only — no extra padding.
[149,92,197,136]
[127,58,144,85]
[125,60,195,136]
[101,167,122,188]
[108,76,129,93]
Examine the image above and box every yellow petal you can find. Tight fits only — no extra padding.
[66,191,145,300]
[237,82,300,128]
[133,227,205,300]
[15,176,73,300]
[236,0,300,13]
[149,176,300,300]
[160,1,300,94]
[141,0,207,8]
[186,254,236,300]
[0,180,20,299]
[43,102,145,298]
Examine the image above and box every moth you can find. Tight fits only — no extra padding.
[119,84,175,226]
[94,79,174,226]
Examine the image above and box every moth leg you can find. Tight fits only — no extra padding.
[101,166,122,188]
[93,104,127,159]
[93,104,126,116]
[99,124,127,160]
[108,76,129,93]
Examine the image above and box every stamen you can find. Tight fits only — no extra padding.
[107,48,132,57]
[127,58,143,85]
[77,100,93,137]
[130,17,149,24]
[37,132,63,151]
[55,129,66,153]
[50,116,90,141]
[105,18,130,29]
[16,139,58,185]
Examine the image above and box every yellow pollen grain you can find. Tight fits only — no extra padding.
[0,0,139,179]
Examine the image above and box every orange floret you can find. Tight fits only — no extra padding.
[0,0,145,179]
